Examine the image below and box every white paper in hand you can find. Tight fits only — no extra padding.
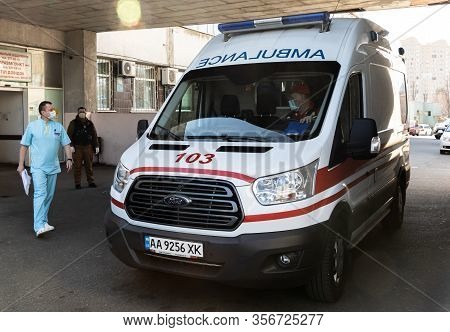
[21,169,31,195]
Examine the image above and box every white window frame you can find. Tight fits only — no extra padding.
[132,64,157,113]
[97,58,113,112]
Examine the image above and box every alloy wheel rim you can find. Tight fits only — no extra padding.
[333,237,344,284]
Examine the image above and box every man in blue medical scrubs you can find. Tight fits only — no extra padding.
[17,101,73,237]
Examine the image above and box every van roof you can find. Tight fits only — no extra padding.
[188,18,391,71]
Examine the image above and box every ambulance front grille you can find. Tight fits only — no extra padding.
[125,176,243,230]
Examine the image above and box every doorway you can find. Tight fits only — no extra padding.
[0,90,24,164]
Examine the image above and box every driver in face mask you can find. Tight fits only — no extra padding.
[17,101,73,237]
[288,82,317,124]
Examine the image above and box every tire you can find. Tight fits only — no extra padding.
[306,223,347,302]
[382,181,405,230]
[440,150,445,155]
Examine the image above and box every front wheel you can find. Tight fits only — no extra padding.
[306,226,346,302]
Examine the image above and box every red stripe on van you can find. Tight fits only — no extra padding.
[111,197,125,209]
[130,167,256,183]
[315,158,368,194]
[244,190,346,222]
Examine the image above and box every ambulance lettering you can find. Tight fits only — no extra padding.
[261,49,277,59]
[249,50,263,60]
[196,48,325,68]
[222,53,237,63]
[234,51,248,61]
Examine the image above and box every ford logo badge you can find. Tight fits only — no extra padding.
[163,195,192,207]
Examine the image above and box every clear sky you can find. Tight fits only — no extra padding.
[355,5,450,45]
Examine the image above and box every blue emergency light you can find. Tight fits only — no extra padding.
[218,12,330,35]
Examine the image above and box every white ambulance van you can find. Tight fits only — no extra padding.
[105,13,410,302]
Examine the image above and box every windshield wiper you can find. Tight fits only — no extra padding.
[186,135,266,142]
[148,125,182,141]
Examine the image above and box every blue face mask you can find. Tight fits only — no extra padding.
[288,99,298,111]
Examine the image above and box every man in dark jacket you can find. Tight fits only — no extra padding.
[67,107,99,189]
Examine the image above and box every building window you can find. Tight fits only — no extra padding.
[133,64,156,112]
[97,59,111,111]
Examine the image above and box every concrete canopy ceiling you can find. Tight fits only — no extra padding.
[0,0,448,32]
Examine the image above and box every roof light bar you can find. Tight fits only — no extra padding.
[281,12,329,26]
[218,12,331,36]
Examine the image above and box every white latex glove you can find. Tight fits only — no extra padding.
[299,115,313,124]
[70,146,75,153]
[95,147,100,155]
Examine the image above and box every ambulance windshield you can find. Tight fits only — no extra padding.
[149,62,340,142]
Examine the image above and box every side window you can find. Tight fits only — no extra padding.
[330,73,363,167]
[341,74,363,142]
[398,74,408,124]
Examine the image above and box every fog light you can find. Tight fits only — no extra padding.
[277,252,300,268]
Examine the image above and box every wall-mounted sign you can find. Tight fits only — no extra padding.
[0,49,32,82]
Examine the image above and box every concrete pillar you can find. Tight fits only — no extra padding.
[63,30,97,115]
[166,28,174,68]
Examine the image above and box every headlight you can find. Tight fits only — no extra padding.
[113,162,130,193]
[442,136,450,142]
[252,160,318,205]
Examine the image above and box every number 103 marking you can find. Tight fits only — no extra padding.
[175,153,215,164]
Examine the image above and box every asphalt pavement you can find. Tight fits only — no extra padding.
[0,136,449,311]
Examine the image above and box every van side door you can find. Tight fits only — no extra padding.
[329,72,367,233]
[367,65,407,222]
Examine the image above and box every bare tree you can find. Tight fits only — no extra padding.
[410,80,419,101]
[435,79,450,118]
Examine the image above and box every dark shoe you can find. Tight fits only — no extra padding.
[75,184,81,189]
[88,183,97,188]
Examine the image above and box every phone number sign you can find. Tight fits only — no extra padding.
[0,49,32,82]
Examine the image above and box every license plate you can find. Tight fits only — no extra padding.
[144,235,203,258]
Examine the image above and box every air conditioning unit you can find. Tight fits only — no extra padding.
[118,60,136,77]
[161,68,178,85]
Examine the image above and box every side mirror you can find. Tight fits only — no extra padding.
[137,119,149,139]
[347,118,380,160]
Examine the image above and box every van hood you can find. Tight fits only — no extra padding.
[120,138,322,187]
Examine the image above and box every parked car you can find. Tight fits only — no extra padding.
[433,118,450,139]
[409,125,418,136]
[440,125,450,154]
[417,124,432,136]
